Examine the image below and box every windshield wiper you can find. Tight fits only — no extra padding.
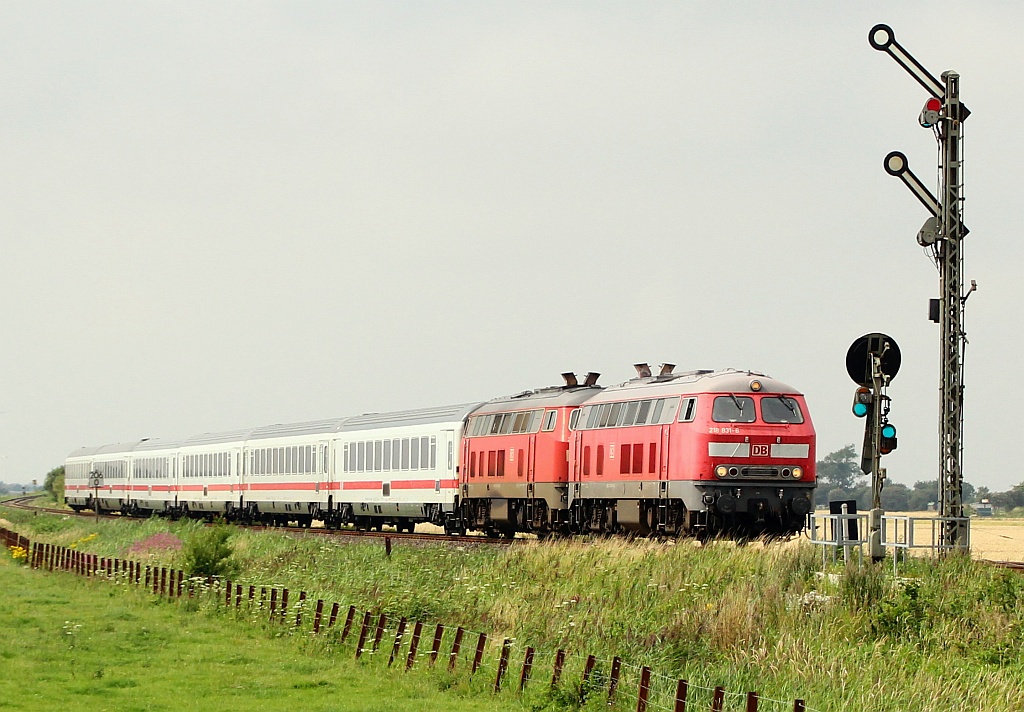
[728,393,744,414]
[775,394,797,414]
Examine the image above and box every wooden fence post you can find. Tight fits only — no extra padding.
[388,618,407,667]
[429,624,444,666]
[674,679,688,712]
[327,602,339,628]
[494,638,511,693]
[711,686,725,712]
[637,666,652,712]
[371,614,387,653]
[280,589,290,623]
[313,600,324,634]
[746,692,759,712]
[448,627,464,672]
[793,701,806,712]
[295,591,307,627]
[471,633,487,675]
[355,612,372,659]
[551,649,566,687]
[581,654,597,694]
[269,588,278,619]
[406,621,423,671]
[608,656,622,704]
[341,606,356,641]
[519,647,535,692]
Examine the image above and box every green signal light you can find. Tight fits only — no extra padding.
[881,423,896,438]
[853,402,869,417]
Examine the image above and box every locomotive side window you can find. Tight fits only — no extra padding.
[569,409,580,430]
[712,396,756,423]
[621,401,640,426]
[542,410,558,431]
[620,444,631,474]
[760,395,804,424]
[583,446,591,476]
[635,400,652,425]
[678,398,698,422]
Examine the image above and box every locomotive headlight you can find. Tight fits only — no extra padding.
[792,466,803,480]
[750,380,763,392]
[716,465,728,479]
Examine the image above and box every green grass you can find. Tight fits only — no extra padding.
[4,504,1024,711]
[0,555,523,712]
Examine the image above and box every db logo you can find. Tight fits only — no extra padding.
[751,444,769,457]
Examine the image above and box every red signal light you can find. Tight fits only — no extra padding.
[919,97,942,128]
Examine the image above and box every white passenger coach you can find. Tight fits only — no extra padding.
[65,402,482,532]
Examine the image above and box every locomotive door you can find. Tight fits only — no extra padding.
[659,426,671,481]
[526,435,536,482]
[570,431,582,483]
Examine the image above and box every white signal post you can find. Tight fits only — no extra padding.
[870,24,973,552]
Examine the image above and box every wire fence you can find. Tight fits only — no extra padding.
[2,525,818,712]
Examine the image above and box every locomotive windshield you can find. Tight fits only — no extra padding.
[760,395,804,424]
[712,396,756,423]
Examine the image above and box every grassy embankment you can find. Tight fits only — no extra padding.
[0,552,520,712]
[2,503,1023,711]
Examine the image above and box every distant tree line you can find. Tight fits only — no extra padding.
[813,444,1001,512]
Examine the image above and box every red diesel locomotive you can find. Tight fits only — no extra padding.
[567,365,815,537]
[458,365,815,537]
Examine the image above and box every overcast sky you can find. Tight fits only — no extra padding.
[2,2,1021,492]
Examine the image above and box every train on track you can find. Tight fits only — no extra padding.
[65,365,816,537]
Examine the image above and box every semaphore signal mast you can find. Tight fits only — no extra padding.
[869,24,975,551]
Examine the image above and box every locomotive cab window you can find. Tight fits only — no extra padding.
[760,395,804,424]
[712,396,756,423]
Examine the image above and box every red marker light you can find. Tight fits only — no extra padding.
[925,97,942,113]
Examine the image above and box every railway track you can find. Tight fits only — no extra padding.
[1,494,514,547]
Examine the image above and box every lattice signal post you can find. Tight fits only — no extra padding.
[870,24,974,551]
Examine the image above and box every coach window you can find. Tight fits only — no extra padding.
[712,396,756,423]
[401,439,411,470]
[392,440,401,471]
[409,438,419,469]
[374,441,383,472]
[429,437,436,469]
